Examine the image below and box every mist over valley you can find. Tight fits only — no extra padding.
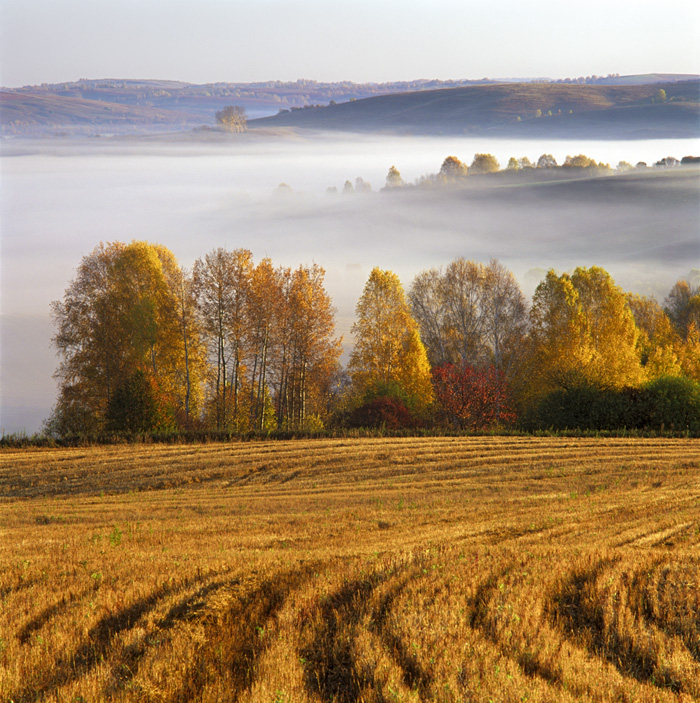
[1,131,698,433]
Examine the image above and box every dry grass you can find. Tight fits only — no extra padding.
[1,436,699,702]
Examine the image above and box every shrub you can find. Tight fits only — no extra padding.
[524,384,640,431]
[347,396,421,430]
[639,375,700,432]
[432,363,515,430]
[524,376,700,434]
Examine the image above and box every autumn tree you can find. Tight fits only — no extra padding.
[431,363,515,429]
[664,280,700,338]
[537,153,558,169]
[247,258,280,430]
[627,293,683,379]
[470,153,500,174]
[49,241,204,435]
[409,259,527,375]
[679,323,700,381]
[563,154,597,168]
[348,268,433,412]
[168,265,206,429]
[274,264,342,429]
[517,267,644,410]
[660,280,700,381]
[385,165,404,188]
[215,105,247,132]
[438,156,468,182]
[192,248,253,430]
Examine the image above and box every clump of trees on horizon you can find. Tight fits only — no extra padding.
[393,152,700,189]
[215,105,248,132]
[44,241,700,439]
[324,152,700,198]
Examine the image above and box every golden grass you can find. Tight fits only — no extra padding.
[1,436,699,702]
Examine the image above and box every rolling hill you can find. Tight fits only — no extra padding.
[251,80,700,139]
[1,76,698,138]
[0,91,199,127]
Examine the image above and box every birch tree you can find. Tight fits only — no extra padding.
[193,248,254,430]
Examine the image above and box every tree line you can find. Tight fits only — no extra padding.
[382,152,700,190]
[47,243,340,436]
[46,241,700,437]
[324,152,699,198]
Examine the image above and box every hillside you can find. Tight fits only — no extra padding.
[1,75,698,137]
[2,437,699,702]
[252,80,700,139]
[0,92,200,133]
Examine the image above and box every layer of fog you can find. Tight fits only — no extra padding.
[2,132,699,433]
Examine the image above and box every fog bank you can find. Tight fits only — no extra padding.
[2,133,698,433]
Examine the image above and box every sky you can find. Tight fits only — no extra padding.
[1,0,699,87]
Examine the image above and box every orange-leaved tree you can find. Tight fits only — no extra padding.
[275,263,342,430]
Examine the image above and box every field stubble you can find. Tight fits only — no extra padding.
[1,436,699,702]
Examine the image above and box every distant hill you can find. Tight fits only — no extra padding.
[251,81,700,139]
[0,92,198,133]
[1,76,698,137]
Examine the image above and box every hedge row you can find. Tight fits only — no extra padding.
[525,376,700,433]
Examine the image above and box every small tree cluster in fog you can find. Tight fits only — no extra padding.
[215,105,248,133]
[381,151,699,190]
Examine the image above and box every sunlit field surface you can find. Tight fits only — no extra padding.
[2,436,699,702]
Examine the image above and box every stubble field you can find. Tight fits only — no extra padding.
[1,436,699,702]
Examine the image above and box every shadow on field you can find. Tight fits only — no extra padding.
[18,587,93,644]
[368,568,434,696]
[552,556,685,693]
[110,577,235,696]
[628,560,700,664]
[11,573,216,702]
[170,564,318,703]
[468,561,565,688]
[300,562,442,701]
[300,572,389,702]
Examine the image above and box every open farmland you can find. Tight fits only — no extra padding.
[1,437,699,702]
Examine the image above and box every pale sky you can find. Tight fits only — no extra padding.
[1,0,699,87]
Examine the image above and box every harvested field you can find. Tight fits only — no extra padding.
[1,436,699,702]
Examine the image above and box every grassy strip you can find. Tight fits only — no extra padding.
[2,425,699,448]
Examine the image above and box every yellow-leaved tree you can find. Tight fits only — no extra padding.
[348,268,433,412]
[517,266,644,410]
[48,241,205,436]
[627,293,684,379]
